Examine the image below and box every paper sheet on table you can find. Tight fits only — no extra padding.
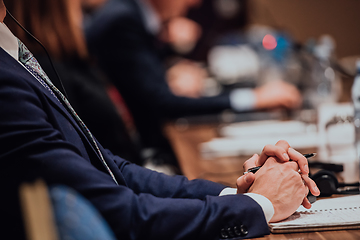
[219,120,316,138]
[200,131,319,159]
[269,195,360,233]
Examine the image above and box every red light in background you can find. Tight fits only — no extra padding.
[262,34,277,50]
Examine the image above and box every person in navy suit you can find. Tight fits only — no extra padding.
[84,0,303,167]
[0,1,319,239]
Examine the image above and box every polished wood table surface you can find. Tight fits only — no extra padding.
[164,121,360,239]
[165,122,247,186]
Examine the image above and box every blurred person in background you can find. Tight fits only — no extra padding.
[84,0,303,171]
[84,0,208,103]
[5,0,144,165]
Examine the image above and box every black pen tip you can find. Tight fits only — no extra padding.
[304,153,316,158]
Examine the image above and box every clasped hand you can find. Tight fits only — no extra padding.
[236,140,320,222]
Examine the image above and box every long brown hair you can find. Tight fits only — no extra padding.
[4,0,88,59]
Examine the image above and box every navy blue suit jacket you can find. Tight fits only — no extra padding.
[0,47,269,239]
[85,0,232,151]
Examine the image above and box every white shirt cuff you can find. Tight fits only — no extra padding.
[229,88,256,111]
[219,187,238,196]
[219,188,274,223]
[244,193,274,223]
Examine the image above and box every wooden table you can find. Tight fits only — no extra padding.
[165,121,360,239]
[164,122,249,186]
[255,230,360,239]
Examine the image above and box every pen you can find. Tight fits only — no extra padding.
[244,153,316,174]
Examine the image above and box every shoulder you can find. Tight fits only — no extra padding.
[0,48,37,90]
[0,49,56,114]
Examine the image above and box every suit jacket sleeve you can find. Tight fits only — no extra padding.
[85,0,232,119]
[0,55,269,239]
[104,148,225,199]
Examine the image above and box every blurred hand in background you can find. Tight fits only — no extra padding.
[254,80,302,110]
[167,60,206,98]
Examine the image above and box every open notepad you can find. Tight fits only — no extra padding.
[269,195,360,233]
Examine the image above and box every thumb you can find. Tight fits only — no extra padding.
[236,172,255,194]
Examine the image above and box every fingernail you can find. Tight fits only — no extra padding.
[283,153,289,161]
[314,186,320,194]
[303,164,309,174]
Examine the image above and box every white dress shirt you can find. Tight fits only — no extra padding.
[0,22,18,60]
[219,187,274,223]
[134,0,161,35]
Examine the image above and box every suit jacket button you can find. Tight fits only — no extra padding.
[227,227,235,238]
[234,226,241,236]
[220,228,229,239]
[240,225,248,236]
